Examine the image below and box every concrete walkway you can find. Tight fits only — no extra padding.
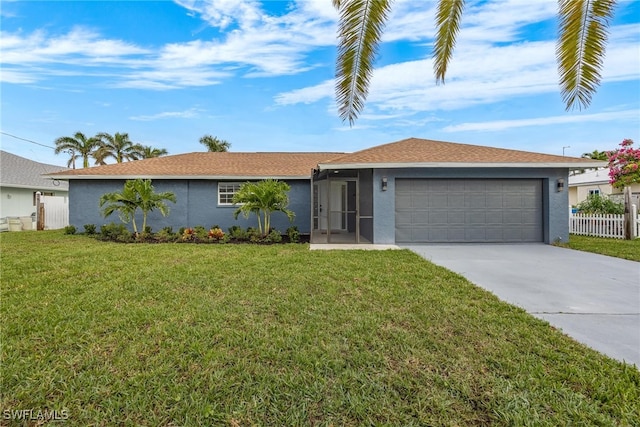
[402,244,640,367]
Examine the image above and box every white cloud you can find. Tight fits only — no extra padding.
[442,109,640,132]
[129,108,203,121]
[274,80,333,105]
[275,13,639,118]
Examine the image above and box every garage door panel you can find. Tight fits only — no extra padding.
[465,228,487,241]
[465,194,487,208]
[465,181,486,192]
[430,193,448,206]
[396,194,411,207]
[429,210,450,224]
[447,211,465,224]
[448,194,465,207]
[411,210,428,225]
[485,210,504,224]
[395,211,412,226]
[445,228,465,242]
[395,179,543,243]
[412,196,430,208]
[395,227,412,242]
[466,211,486,225]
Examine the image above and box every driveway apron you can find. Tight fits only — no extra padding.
[402,244,640,367]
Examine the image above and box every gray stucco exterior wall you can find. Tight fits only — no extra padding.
[372,168,569,244]
[69,179,311,233]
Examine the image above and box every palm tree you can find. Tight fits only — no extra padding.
[232,179,295,236]
[581,150,609,161]
[53,131,100,169]
[96,132,141,163]
[334,0,617,125]
[100,179,176,235]
[199,135,231,152]
[136,145,169,159]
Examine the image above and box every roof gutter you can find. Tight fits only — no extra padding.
[317,161,606,170]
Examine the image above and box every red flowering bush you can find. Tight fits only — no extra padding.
[607,139,640,189]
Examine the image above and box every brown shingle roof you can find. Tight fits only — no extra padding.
[319,137,603,168]
[47,152,344,179]
[47,138,604,180]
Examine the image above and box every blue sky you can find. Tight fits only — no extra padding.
[1,0,639,167]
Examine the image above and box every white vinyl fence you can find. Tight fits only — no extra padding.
[37,194,69,230]
[570,204,639,239]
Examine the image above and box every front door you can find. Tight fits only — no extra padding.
[312,178,359,243]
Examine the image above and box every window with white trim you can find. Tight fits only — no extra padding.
[588,189,600,196]
[218,182,243,205]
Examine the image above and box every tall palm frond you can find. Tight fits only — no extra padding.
[433,0,466,84]
[53,131,100,169]
[199,135,231,152]
[557,0,616,111]
[137,145,169,159]
[335,0,618,124]
[335,0,392,125]
[96,132,140,163]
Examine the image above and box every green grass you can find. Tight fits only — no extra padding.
[560,234,640,261]
[2,231,639,426]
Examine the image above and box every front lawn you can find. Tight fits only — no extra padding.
[561,234,640,261]
[1,231,638,426]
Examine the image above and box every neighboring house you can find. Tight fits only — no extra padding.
[47,138,600,244]
[569,168,640,207]
[0,150,69,220]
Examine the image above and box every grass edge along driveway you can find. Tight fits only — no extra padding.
[557,234,640,261]
[2,231,639,426]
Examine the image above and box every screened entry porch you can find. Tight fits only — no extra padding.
[310,169,373,244]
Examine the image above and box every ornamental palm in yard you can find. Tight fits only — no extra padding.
[100,179,176,234]
[334,0,617,125]
[232,180,295,236]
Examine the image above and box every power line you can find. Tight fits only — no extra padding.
[0,131,56,149]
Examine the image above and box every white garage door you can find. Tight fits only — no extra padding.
[395,179,543,243]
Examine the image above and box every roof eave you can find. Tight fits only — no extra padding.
[0,182,69,190]
[44,174,312,180]
[317,161,604,170]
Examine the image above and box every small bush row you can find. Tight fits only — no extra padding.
[66,223,303,244]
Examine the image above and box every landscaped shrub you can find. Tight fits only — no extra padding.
[208,227,225,241]
[99,222,132,242]
[64,225,77,235]
[156,227,178,243]
[286,226,300,243]
[182,228,195,241]
[266,229,282,243]
[228,225,250,241]
[248,227,263,243]
[193,226,208,240]
[83,224,97,235]
[576,194,624,215]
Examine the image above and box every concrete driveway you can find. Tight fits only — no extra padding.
[402,244,640,366]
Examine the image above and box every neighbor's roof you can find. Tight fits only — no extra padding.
[46,152,344,180]
[0,150,69,190]
[568,168,611,186]
[318,138,605,170]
